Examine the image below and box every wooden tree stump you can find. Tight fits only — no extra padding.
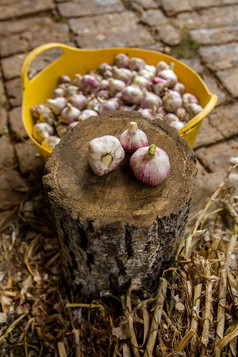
[43,111,197,298]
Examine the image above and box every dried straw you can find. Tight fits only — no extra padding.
[0,163,237,356]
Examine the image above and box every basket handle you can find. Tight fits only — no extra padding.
[21,42,73,91]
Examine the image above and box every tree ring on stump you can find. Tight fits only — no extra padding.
[43,111,197,298]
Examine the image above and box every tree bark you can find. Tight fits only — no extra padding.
[43,111,197,298]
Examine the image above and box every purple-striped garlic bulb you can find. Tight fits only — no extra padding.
[80,74,99,94]
[138,108,155,121]
[130,144,170,186]
[157,62,177,87]
[120,121,148,152]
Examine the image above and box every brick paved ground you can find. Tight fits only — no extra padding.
[0,0,238,218]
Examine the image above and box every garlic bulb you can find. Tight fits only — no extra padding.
[114,53,129,68]
[60,103,81,124]
[182,93,199,105]
[65,85,79,98]
[158,62,177,86]
[98,98,119,114]
[121,85,143,105]
[56,124,68,138]
[144,64,156,78]
[57,75,71,85]
[37,110,55,126]
[98,62,113,76]
[42,136,61,151]
[99,79,109,90]
[170,121,184,130]
[53,87,66,98]
[30,104,51,120]
[108,78,126,97]
[73,73,82,87]
[129,57,146,72]
[120,121,148,152]
[79,109,98,121]
[47,97,67,115]
[80,74,99,94]
[67,121,79,131]
[176,107,187,121]
[88,135,125,176]
[32,123,54,143]
[138,108,155,121]
[173,82,185,95]
[141,89,162,111]
[130,144,170,186]
[164,113,180,125]
[112,66,133,83]
[162,90,182,113]
[68,94,87,110]
[87,97,101,112]
[186,103,203,116]
[156,61,169,73]
[132,75,151,90]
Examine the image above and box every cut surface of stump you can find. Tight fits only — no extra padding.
[43,111,197,298]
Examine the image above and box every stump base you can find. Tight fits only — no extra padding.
[43,111,197,297]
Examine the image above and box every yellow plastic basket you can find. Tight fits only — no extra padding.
[21,43,217,161]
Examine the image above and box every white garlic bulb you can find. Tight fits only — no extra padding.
[88,135,125,176]
[42,136,61,151]
[32,122,54,143]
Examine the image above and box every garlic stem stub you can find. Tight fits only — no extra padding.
[88,135,125,176]
[120,121,148,152]
[130,144,170,186]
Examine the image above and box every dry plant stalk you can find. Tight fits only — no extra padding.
[121,294,140,357]
[190,283,202,357]
[200,260,214,355]
[215,253,227,357]
[144,278,168,357]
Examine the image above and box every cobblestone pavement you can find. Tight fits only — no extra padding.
[0,0,238,219]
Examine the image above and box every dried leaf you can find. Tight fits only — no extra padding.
[215,322,238,350]
[173,329,196,352]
